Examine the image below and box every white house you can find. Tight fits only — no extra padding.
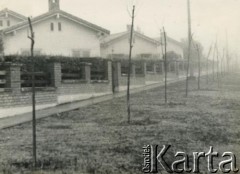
[0,0,110,57]
[154,35,184,60]
[100,26,161,59]
[0,8,26,30]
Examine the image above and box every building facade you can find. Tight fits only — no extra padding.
[0,0,109,57]
[101,27,184,60]
[154,35,184,60]
[100,27,161,59]
[0,8,26,30]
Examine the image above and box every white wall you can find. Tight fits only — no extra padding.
[101,34,161,58]
[163,42,184,58]
[3,15,102,57]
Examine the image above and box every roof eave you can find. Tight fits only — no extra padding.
[3,10,110,35]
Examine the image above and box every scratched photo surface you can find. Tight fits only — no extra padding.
[0,0,239,173]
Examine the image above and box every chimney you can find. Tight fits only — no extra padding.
[49,0,60,11]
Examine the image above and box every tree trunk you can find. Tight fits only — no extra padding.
[127,6,135,123]
[28,17,37,167]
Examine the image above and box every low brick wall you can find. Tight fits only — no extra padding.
[0,60,113,117]
[0,63,58,110]
[0,59,189,118]
[57,61,112,104]
[0,90,57,108]
[57,82,112,104]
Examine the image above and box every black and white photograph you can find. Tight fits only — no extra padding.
[0,0,239,173]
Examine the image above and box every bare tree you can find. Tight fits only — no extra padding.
[215,43,220,88]
[185,34,193,97]
[221,49,225,76]
[196,44,201,90]
[159,30,165,97]
[0,33,4,61]
[28,17,37,167]
[162,27,167,104]
[212,41,217,81]
[206,45,212,85]
[127,5,135,123]
[225,30,230,73]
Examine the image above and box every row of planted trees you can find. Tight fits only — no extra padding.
[3,2,236,170]
[126,1,234,125]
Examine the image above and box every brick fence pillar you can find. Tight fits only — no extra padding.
[153,63,157,74]
[5,63,21,92]
[185,61,188,71]
[168,62,171,72]
[107,61,112,83]
[49,62,61,87]
[174,61,177,72]
[161,62,165,74]
[131,64,136,77]
[83,63,91,83]
[176,61,179,76]
[180,61,184,71]
[112,61,121,92]
[142,62,147,76]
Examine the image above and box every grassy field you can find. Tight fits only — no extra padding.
[0,74,240,173]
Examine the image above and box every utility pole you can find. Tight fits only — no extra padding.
[127,5,135,123]
[187,0,194,77]
[185,0,192,97]
[28,17,37,167]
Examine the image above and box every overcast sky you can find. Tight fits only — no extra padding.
[1,0,240,57]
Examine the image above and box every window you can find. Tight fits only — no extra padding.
[21,50,30,56]
[72,49,91,57]
[21,49,41,56]
[58,22,61,31]
[72,50,81,57]
[34,50,42,55]
[0,21,2,27]
[7,20,10,27]
[50,23,54,31]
